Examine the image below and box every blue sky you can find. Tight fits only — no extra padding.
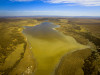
[0,0,100,16]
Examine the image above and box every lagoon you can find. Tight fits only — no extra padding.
[23,22,88,75]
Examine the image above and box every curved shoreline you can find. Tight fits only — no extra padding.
[23,22,91,75]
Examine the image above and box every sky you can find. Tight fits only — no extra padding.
[0,0,100,16]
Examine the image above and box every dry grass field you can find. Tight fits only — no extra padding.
[0,17,100,75]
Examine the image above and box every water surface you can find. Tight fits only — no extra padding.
[23,22,88,75]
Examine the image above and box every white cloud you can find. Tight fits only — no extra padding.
[43,0,100,6]
[9,0,100,6]
[10,0,34,2]
[3,10,61,12]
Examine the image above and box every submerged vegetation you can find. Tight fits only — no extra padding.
[0,17,100,75]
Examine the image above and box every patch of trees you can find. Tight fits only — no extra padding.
[83,51,100,75]
[78,32,100,48]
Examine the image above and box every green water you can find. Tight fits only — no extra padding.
[23,22,88,75]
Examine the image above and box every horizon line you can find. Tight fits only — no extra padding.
[0,15,100,17]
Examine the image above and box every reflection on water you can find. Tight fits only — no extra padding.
[24,22,65,41]
[23,22,88,75]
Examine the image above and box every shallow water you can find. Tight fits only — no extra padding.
[23,22,88,75]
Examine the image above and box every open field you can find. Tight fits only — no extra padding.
[0,17,100,75]
[0,18,40,74]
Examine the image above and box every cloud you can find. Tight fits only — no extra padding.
[2,10,62,12]
[9,0,100,6]
[43,0,100,6]
[10,0,34,2]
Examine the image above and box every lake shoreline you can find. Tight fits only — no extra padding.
[22,22,91,75]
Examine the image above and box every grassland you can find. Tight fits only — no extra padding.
[55,48,91,75]
[0,17,100,75]
[0,18,41,74]
[46,18,100,75]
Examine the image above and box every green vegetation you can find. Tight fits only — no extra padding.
[83,51,100,75]
[0,20,26,74]
[0,18,40,74]
[55,48,91,75]
[0,17,100,75]
[47,18,100,75]
[0,22,24,62]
